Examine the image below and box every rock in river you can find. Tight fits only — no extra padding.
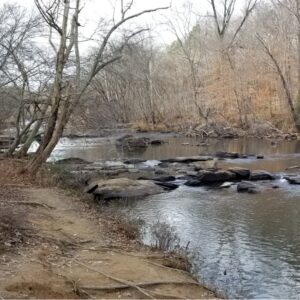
[161,156,213,164]
[116,135,149,150]
[237,182,259,194]
[185,170,235,186]
[250,171,275,181]
[227,167,250,180]
[85,178,165,200]
[214,151,240,159]
[284,176,300,185]
[55,157,91,164]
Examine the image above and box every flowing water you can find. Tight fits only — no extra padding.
[50,135,300,298]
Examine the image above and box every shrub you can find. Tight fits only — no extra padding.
[149,221,180,251]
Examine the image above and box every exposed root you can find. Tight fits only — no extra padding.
[74,260,155,299]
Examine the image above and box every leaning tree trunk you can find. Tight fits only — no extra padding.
[16,105,48,158]
[24,100,69,174]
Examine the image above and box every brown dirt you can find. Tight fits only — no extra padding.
[0,160,216,299]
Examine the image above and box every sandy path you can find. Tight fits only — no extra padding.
[0,186,216,299]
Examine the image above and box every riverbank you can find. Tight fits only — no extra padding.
[0,159,217,299]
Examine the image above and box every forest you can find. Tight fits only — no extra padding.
[1,0,300,172]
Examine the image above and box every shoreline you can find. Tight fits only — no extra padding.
[0,158,219,299]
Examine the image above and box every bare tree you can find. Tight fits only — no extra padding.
[23,0,168,173]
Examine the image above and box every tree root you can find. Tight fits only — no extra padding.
[9,201,55,209]
[74,259,155,299]
[80,280,201,291]
[142,259,190,274]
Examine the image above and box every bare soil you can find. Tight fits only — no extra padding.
[0,159,216,299]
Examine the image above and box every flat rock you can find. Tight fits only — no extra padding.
[87,178,165,200]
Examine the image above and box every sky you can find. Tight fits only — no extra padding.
[4,0,246,46]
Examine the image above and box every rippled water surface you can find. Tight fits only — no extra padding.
[50,136,300,298]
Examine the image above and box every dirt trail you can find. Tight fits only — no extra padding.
[0,186,216,299]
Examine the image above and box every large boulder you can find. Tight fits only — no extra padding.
[198,170,236,183]
[86,178,165,200]
[250,171,275,181]
[184,170,235,186]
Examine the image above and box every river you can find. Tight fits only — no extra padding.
[50,135,300,298]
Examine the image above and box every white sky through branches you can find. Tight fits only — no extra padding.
[6,0,246,46]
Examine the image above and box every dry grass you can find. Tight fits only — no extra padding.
[98,207,145,241]
[132,121,169,133]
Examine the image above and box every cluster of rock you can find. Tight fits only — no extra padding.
[55,151,300,201]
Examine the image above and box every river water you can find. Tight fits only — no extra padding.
[50,136,300,298]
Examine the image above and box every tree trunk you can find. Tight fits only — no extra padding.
[24,100,69,174]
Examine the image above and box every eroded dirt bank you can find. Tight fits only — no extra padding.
[0,160,216,299]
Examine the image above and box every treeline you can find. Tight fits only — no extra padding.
[81,0,300,133]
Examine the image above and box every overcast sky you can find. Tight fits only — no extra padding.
[5,0,245,46]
